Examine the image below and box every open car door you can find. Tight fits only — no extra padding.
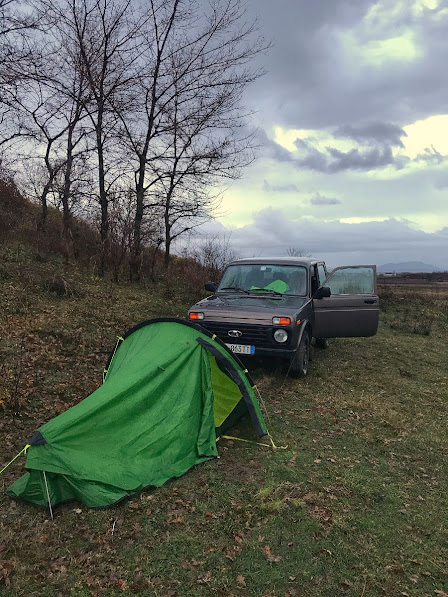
[313,265,379,338]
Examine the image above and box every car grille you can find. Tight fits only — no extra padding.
[200,321,276,348]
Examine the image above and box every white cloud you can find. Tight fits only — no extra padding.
[402,114,448,158]
[190,209,448,270]
[208,0,448,266]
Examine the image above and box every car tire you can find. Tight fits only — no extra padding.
[289,330,310,377]
[315,337,330,349]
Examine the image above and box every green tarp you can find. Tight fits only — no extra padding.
[7,319,268,508]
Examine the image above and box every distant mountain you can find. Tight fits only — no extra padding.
[378,261,442,273]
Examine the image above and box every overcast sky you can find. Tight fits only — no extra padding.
[191,0,448,269]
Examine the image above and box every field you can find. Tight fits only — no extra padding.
[1,249,448,597]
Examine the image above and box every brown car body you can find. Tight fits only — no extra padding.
[188,257,379,375]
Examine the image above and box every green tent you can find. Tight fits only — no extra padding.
[7,319,268,508]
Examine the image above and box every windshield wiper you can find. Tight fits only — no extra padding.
[219,286,249,294]
[248,288,284,297]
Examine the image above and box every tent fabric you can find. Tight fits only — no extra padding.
[7,319,268,508]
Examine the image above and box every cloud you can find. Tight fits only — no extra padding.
[311,193,342,205]
[246,0,448,130]
[334,122,407,147]
[262,179,298,193]
[293,139,408,173]
[207,208,448,269]
[414,145,447,164]
[256,129,293,163]
[202,0,448,263]
[434,172,448,189]
[325,145,402,172]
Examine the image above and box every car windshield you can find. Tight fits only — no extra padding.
[218,264,308,296]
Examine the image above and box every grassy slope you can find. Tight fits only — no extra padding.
[1,248,448,597]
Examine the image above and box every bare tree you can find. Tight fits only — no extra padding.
[0,0,36,81]
[287,246,311,257]
[38,0,143,273]
[112,0,268,277]
[6,83,66,229]
[0,0,38,149]
[1,0,269,281]
[191,231,240,274]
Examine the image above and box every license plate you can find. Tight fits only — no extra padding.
[225,343,255,355]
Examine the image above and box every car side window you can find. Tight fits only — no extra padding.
[317,264,327,286]
[325,267,375,295]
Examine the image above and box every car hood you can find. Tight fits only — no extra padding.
[189,293,309,323]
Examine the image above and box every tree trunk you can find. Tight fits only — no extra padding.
[130,164,145,282]
[96,114,108,276]
[164,233,171,268]
[61,126,75,259]
[163,190,173,269]
[38,189,49,231]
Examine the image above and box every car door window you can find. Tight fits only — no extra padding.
[317,264,327,286]
[325,267,375,295]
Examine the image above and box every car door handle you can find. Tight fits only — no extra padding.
[364,299,377,304]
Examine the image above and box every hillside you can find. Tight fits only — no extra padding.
[378,261,443,273]
[1,223,448,596]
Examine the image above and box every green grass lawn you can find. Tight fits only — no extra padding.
[1,249,448,596]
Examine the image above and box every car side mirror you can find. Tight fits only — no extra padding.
[315,286,331,299]
[205,281,217,292]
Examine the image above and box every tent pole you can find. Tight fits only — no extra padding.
[42,471,54,520]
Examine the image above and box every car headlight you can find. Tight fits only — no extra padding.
[274,329,288,343]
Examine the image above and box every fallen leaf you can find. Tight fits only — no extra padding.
[114,579,127,591]
[0,559,16,580]
[236,575,246,586]
[225,545,242,560]
[197,570,212,584]
[262,544,281,563]
[385,563,404,574]
[182,558,205,569]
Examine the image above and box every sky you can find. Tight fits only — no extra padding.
[192,0,448,269]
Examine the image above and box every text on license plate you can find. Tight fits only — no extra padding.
[225,343,255,355]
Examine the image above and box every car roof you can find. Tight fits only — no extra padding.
[227,256,322,267]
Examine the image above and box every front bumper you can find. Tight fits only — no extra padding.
[244,346,298,359]
[199,320,298,360]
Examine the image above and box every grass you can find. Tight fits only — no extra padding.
[1,248,448,597]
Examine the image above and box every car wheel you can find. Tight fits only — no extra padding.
[289,330,310,377]
[315,337,330,349]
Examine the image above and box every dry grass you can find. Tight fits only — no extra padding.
[1,255,448,596]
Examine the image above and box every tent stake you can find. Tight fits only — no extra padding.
[43,471,53,520]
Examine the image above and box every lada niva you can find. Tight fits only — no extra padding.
[188,257,379,376]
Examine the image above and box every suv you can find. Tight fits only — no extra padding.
[188,257,379,376]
